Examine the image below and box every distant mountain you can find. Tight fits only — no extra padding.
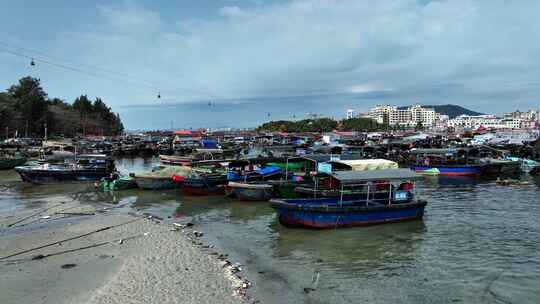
[398,104,484,119]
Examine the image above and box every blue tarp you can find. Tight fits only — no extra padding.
[201,139,218,149]
[256,166,281,176]
[227,171,241,181]
[228,166,282,181]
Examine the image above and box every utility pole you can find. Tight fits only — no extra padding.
[44,123,48,141]
[5,126,8,139]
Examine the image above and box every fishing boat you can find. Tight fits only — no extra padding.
[294,159,400,199]
[15,154,115,184]
[270,169,426,229]
[268,179,307,199]
[99,174,137,191]
[226,181,274,201]
[480,158,521,175]
[159,154,192,166]
[181,173,228,195]
[227,165,282,182]
[505,157,540,173]
[133,166,191,190]
[409,148,486,176]
[225,164,282,199]
[0,152,27,170]
[40,140,76,162]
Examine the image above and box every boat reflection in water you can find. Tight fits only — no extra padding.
[271,220,427,273]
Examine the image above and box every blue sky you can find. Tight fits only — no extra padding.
[1,0,540,130]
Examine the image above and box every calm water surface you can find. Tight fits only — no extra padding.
[1,157,540,303]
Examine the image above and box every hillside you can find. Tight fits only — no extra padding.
[399,104,484,118]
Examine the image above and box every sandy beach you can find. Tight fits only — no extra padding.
[0,200,250,304]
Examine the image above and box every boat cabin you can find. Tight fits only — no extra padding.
[308,169,422,204]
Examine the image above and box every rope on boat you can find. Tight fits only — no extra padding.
[334,216,341,229]
[0,217,144,260]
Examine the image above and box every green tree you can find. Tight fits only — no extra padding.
[7,77,48,137]
[340,118,384,131]
[0,77,124,138]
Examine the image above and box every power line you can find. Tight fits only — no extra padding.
[0,42,352,102]
[0,44,220,99]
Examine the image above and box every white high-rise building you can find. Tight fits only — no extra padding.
[368,104,440,127]
[369,105,396,124]
[346,109,355,119]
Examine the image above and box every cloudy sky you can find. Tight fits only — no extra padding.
[1,0,539,129]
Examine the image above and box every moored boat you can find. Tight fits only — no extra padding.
[270,169,426,229]
[505,157,540,173]
[226,181,274,201]
[99,174,138,191]
[159,154,192,166]
[0,152,27,170]
[409,148,486,176]
[15,154,115,184]
[133,166,191,190]
[268,179,306,199]
[411,164,484,176]
[181,173,227,195]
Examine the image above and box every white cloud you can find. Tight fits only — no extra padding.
[219,6,248,18]
[348,84,392,94]
[45,0,540,113]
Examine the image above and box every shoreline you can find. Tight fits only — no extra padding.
[0,200,252,304]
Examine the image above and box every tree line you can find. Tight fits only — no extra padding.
[0,76,124,139]
[257,117,387,132]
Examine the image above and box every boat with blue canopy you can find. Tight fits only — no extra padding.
[270,169,426,229]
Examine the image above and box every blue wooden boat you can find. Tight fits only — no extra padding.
[270,169,426,229]
[409,148,486,176]
[410,164,484,176]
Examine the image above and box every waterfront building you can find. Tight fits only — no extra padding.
[503,110,539,121]
[368,104,440,127]
[447,115,503,129]
[502,118,522,129]
[502,110,540,129]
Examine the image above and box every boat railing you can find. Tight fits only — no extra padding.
[310,180,416,207]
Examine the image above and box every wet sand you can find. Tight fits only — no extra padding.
[0,201,250,304]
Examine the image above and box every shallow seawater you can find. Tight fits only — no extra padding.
[1,158,540,303]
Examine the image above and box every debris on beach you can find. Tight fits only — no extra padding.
[61,263,77,269]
